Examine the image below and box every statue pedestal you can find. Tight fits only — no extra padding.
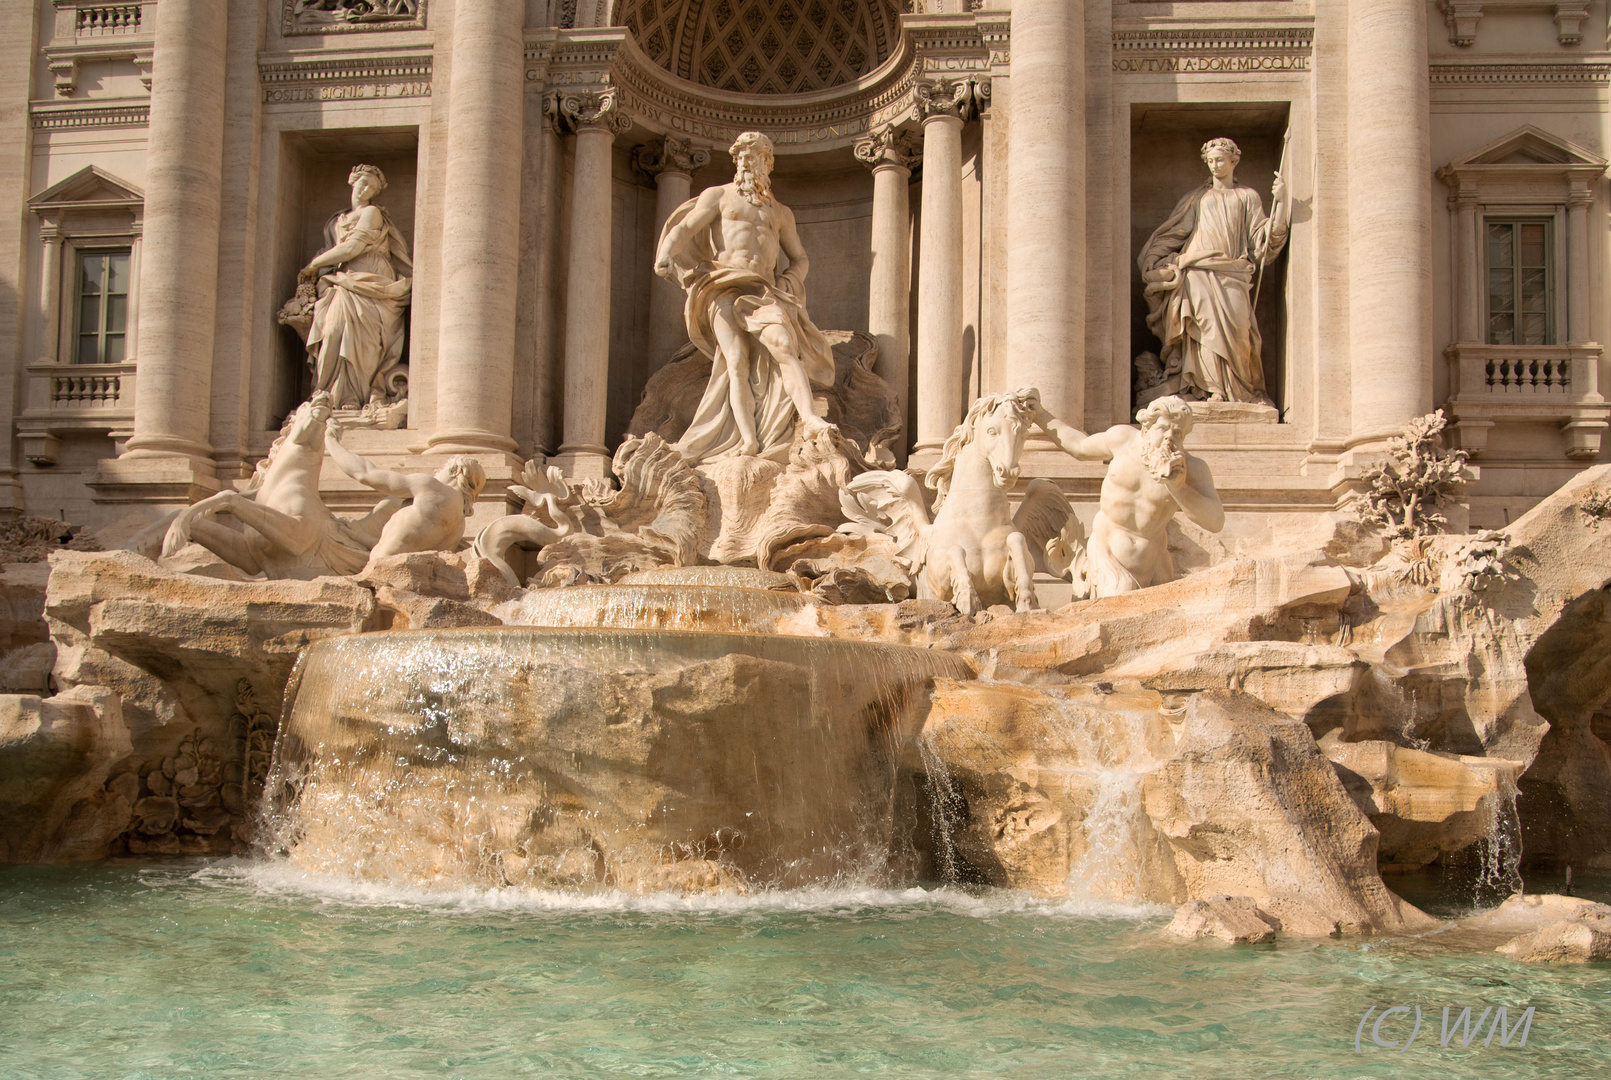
[1188,401,1278,425]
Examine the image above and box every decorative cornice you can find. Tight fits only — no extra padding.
[1112,27,1313,74]
[258,50,432,104]
[633,135,711,178]
[31,100,148,130]
[530,16,991,153]
[853,124,922,172]
[1429,61,1611,86]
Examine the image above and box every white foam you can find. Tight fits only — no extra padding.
[184,859,1169,921]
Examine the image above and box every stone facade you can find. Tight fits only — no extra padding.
[3,0,1610,544]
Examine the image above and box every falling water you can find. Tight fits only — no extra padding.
[262,624,972,895]
[1052,692,1173,905]
[494,584,814,634]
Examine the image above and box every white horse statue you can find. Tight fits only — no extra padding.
[159,393,399,579]
[840,388,1081,614]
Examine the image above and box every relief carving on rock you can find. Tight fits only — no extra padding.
[284,0,426,35]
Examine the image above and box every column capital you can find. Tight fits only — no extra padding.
[854,125,923,173]
[911,76,989,125]
[1567,184,1595,208]
[552,87,633,136]
[633,135,710,180]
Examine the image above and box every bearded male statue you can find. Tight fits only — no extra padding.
[1033,395,1225,597]
[653,131,837,464]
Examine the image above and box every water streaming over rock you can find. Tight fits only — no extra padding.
[263,624,972,894]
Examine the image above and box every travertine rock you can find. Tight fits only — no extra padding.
[1141,692,1433,935]
[1165,896,1282,943]
[1322,736,1520,870]
[912,680,1182,899]
[1497,914,1611,963]
[0,686,129,862]
[30,550,376,855]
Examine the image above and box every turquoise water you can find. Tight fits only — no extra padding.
[2,861,1609,1079]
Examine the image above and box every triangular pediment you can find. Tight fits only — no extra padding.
[28,165,143,211]
[1448,125,1606,170]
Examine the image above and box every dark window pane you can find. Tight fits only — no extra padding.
[1522,313,1548,345]
[1520,269,1548,310]
[79,255,102,296]
[1488,224,1514,268]
[1489,313,1515,345]
[104,334,125,365]
[106,295,127,333]
[1489,268,1515,312]
[78,334,101,365]
[105,253,129,295]
[1520,224,1547,267]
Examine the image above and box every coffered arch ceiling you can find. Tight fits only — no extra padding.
[615,0,907,95]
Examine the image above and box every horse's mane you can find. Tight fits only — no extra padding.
[924,388,1040,512]
[241,414,298,495]
[243,395,329,494]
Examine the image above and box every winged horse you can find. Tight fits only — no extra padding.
[839,388,1081,615]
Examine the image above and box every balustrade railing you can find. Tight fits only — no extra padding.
[74,4,141,36]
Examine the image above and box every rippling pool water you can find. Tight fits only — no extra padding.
[2,860,1608,1079]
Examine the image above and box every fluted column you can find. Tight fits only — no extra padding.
[1005,0,1084,424]
[1449,186,1480,344]
[120,0,227,466]
[854,125,921,457]
[428,0,525,455]
[636,136,709,372]
[1347,0,1433,448]
[554,89,632,479]
[37,220,62,364]
[1567,183,1593,345]
[914,79,983,454]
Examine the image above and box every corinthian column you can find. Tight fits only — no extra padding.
[427,0,525,455]
[554,89,632,480]
[1347,0,1432,448]
[913,79,985,454]
[117,0,227,479]
[854,125,921,456]
[1005,0,1084,425]
[636,136,710,372]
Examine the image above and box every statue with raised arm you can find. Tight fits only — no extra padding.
[321,428,487,571]
[159,392,400,578]
[279,164,412,418]
[1139,138,1289,405]
[1033,395,1225,597]
[652,131,837,464]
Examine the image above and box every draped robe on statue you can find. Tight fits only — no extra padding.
[306,207,413,410]
[659,197,836,464]
[1138,182,1286,404]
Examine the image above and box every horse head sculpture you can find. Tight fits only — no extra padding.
[926,388,1041,509]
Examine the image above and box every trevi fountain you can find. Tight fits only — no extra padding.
[3,2,1611,1077]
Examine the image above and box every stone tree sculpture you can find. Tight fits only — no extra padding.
[278,164,413,428]
[652,130,837,463]
[1358,410,1470,540]
[1138,137,1290,407]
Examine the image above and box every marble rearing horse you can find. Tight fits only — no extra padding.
[840,389,1079,615]
[159,393,399,579]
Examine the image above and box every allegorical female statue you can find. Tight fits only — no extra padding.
[278,164,412,420]
[1138,137,1289,405]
